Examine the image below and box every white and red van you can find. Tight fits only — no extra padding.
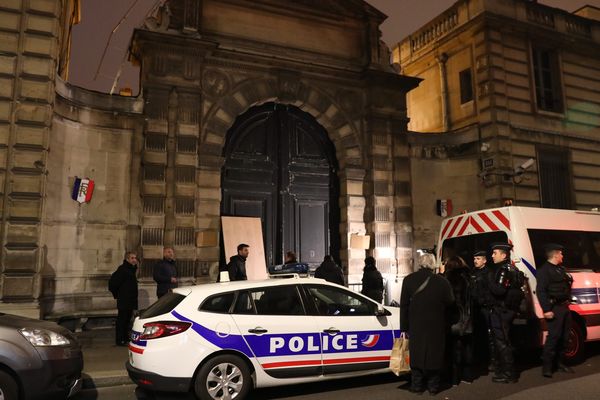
[437,206,600,362]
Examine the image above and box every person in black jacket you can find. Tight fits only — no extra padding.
[536,243,574,377]
[314,255,344,286]
[361,256,384,303]
[487,242,520,383]
[401,253,454,395]
[470,250,495,373]
[109,251,139,346]
[220,243,249,281]
[284,251,297,264]
[444,256,474,385]
[153,247,177,298]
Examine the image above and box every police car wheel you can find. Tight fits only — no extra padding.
[564,322,585,364]
[0,370,18,400]
[194,355,251,400]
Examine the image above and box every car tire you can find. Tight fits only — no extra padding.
[194,354,252,400]
[0,370,18,400]
[564,321,585,365]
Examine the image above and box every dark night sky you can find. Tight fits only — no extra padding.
[69,0,600,95]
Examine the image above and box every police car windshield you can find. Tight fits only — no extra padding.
[140,293,186,319]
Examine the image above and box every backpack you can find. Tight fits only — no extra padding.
[506,266,527,314]
[108,270,119,299]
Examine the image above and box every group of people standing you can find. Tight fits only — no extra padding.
[400,242,574,395]
[108,246,181,346]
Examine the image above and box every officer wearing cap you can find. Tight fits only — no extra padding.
[486,242,519,383]
[536,243,574,378]
[471,250,496,372]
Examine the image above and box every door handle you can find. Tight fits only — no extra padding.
[323,327,340,335]
[248,327,268,334]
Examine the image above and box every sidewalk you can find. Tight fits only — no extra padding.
[77,327,132,389]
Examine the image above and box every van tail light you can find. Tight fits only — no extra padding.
[140,321,192,340]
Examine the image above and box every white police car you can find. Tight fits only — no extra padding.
[126,276,400,400]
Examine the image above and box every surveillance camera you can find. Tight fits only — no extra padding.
[514,158,535,175]
[480,142,490,152]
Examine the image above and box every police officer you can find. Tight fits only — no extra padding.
[471,250,496,372]
[487,242,519,383]
[536,243,575,377]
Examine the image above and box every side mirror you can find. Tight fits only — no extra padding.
[375,305,391,317]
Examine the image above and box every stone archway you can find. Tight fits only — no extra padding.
[199,76,367,277]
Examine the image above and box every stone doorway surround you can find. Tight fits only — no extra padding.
[129,0,421,306]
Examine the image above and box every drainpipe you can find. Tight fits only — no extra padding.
[437,53,451,132]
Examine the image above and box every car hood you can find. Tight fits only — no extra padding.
[0,313,77,339]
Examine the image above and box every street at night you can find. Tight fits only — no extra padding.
[75,344,600,400]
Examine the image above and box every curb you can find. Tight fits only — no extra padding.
[81,371,132,390]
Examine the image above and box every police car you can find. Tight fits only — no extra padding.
[126,276,400,399]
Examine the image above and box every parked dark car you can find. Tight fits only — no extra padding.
[0,313,83,400]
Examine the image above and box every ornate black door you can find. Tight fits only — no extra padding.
[221,103,339,268]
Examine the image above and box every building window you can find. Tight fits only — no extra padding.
[532,47,563,113]
[459,68,473,104]
[537,146,572,209]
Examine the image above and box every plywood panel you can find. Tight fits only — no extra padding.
[221,216,268,280]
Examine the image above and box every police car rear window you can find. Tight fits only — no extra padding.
[140,293,186,319]
[200,293,235,313]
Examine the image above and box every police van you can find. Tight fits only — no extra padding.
[437,206,600,362]
[126,277,400,399]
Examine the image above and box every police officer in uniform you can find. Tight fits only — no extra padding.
[536,243,575,377]
[471,250,496,372]
[487,242,519,383]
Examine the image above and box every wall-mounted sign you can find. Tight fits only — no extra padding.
[436,199,453,217]
[72,177,95,204]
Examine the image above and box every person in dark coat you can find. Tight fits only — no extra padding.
[361,256,384,303]
[153,247,177,298]
[314,255,344,286]
[400,253,454,395]
[444,256,474,385]
[487,242,520,383]
[470,250,495,373]
[109,251,139,346]
[284,251,297,264]
[536,243,574,377]
[220,243,249,281]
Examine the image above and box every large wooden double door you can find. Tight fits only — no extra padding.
[221,103,339,267]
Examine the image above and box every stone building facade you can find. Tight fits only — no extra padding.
[394,0,600,250]
[0,0,420,317]
[0,0,80,317]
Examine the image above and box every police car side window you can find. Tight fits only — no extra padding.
[233,291,255,315]
[199,292,235,314]
[250,286,305,316]
[307,285,375,316]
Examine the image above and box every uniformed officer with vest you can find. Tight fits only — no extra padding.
[471,250,496,372]
[536,243,575,378]
[487,242,519,383]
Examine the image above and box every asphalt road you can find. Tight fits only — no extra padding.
[74,343,600,400]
